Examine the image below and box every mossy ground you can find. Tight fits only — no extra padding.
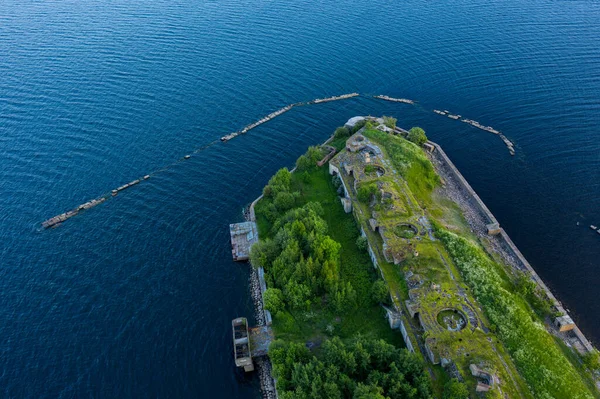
[333,129,532,398]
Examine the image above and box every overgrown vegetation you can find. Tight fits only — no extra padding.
[407,127,427,146]
[253,146,432,398]
[382,116,397,129]
[436,228,594,399]
[442,379,469,399]
[270,337,431,399]
[357,182,379,203]
[362,129,439,204]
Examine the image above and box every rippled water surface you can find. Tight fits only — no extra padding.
[1,0,599,397]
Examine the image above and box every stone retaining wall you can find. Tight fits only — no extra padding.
[429,141,594,353]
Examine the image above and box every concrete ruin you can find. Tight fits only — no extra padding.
[232,317,274,373]
[486,222,501,235]
[229,221,259,261]
[469,364,496,392]
[554,315,576,332]
[233,317,254,372]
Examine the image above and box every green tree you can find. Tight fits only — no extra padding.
[353,383,386,399]
[442,378,468,399]
[382,116,397,129]
[371,280,390,305]
[275,191,295,212]
[407,127,427,146]
[264,288,285,314]
[334,126,351,139]
[295,155,313,172]
[357,183,378,203]
[356,236,368,252]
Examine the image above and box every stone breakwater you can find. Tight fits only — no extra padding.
[428,141,594,353]
[373,95,415,104]
[433,110,515,156]
[41,94,517,229]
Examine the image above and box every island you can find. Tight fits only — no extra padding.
[230,116,599,399]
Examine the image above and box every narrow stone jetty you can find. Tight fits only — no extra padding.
[310,92,359,104]
[431,109,515,155]
[499,134,515,156]
[374,95,414,104]
[41,197,107,228]
[42,176,147,228]
[240,104,294,134]
[221,93,360,142]
[461,118,501,135]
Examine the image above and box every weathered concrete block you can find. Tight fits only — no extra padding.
[486,222,501,235]
[341,197,352,213]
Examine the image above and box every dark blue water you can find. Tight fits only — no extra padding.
[1,0,599,396]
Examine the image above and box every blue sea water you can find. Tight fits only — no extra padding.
[1,0,599,396]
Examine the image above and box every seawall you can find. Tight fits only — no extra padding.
[429,141,594,353]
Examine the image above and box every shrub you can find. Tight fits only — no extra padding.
[352,119,367,133]
[407,127,427,146]
[334,126,351,139]
[583,350,600,372]
[357,183,378,203]
[442,379,468,399]
[371,280,390,305]
[356,236,368,252]
[382,116,397,129]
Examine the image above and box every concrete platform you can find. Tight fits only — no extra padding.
[230,222,258,261]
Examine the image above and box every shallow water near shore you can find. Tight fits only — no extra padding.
[1,0,600,397]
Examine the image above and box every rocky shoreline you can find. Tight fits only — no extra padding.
[246,205,277,399]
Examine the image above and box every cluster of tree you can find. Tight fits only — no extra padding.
[260,168,299,222]
[436,228,594,399]
[407,127,427,146]
[270,337,432,399]
[251,202,357,313]
[296,146,326,172]
[442,379,469,399]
